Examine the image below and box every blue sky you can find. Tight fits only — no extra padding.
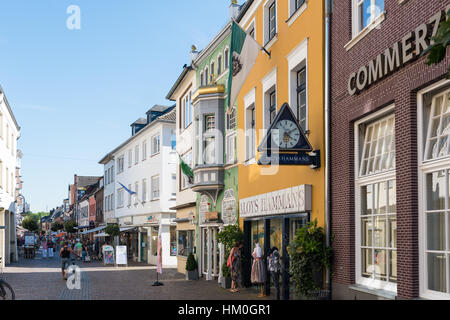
[0,0,234,212]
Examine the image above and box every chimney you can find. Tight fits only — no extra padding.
[230,0,240,20]
[190,45,199,64]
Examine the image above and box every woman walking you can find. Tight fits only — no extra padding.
[227,241,242,293]
[251,242,266,297]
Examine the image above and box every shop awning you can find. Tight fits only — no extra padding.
[75,226,90,230]
[55,232,66,238]
[93,227,136,238]
[79,226,107,235]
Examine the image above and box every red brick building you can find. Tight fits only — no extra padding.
[330,0,450,299]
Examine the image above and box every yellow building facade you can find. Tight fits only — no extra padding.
[235,0,325,298]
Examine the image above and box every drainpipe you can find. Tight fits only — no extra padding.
[324,0,332,298]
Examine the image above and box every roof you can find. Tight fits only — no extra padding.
[236,0,254,23]
[131,118,147,125]
[98,105,176,162]
[166,65,194,101]
[146,104,171,114]
[158,108,176,122]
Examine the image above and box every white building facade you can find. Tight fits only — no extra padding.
[0,87,20,267]
[101,106,178,266]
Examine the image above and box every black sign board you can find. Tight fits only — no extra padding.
[257,102,320,168]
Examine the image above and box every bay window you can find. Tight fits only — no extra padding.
[204,115,216,164]
[356,110,396,292]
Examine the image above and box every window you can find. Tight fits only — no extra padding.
[210,62,215,83]
[424,90,450,161]
[142,179,147,202]
[152,135,160,155]
[151,175,160,200]
[128,149,132,167]
[128,184,132,206]
[226,134,236,164]
[227,107,236,130]
[6,124,9,149]
[170,226,177,256]
[246,105,256,161]
[224,48,229,70]
[217,55,222,75]
[204,67,209,86]
[420,84,450,298]
[117,156,124,173]
[183,91,192,129]
[0,112,3,138]
[296,67,307,131]
[359,115,395,177]
[178,230,194,257]
[135,145,139,165]
[11,134,14,155]
[269,90,277,125]
[0,160,2,189]
[204,115,216,164]
[105,170,108,185]
[135,182,139,204]
[264,0,277,45]
[111,166,114,182]
[117,189,124,208]
[200,72,204,86]
[142,140,147,161]
[356,111,396,292]
[353,0,385,36]
[171,174,176,198]
[181,151,192,190]
[171,130,176,150]
[5,167,8,193]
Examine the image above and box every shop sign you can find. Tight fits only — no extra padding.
[116,246,127,266]
[147,215,160,224]
[257,103,320,168]
[348,8,449,96]
[123,216,133,225]
[239,185,312,218]
[205,211,218,221]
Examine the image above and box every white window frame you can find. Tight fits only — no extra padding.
[128,149,132,167]
[224,47,230,70]
[262,67,277,132]
[287,0,307,27]
[117,189,124,208]
[152,134,160,156]
[142,140,147,161]
[287,38,308,132]
[418,80,450,300]
[135,145,139,165]
[263,0,278,48]
[226,132,237,165]
[347,0,385,50]
[142,178,147,203]
[217,54,223,76]
[128,184,132,207]
[354,105,397,294]
[151,175,160,200]
[135,182,139,205]
[244,88,257,164]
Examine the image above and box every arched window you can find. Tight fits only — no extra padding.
[204,67,209,86]
[217,55,222,75]
[224,48,230,70]
[222,189,237,225]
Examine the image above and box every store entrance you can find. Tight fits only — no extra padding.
[201,227,220,280]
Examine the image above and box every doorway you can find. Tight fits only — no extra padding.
[201,227,220,280]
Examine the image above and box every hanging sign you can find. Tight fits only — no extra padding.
[257,103,320,168]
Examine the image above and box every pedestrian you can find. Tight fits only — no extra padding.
[267,247,282,300]
[251,242,266,297]
[75,240,82,260]
[227,241,243,293]
[42,240,48,259]
[59,242,79,280]
[48,240,54,258]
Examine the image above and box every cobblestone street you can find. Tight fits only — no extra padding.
[3,250,272,300]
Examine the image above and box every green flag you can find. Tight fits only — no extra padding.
[227,21,261,109]
[179,156,194,183]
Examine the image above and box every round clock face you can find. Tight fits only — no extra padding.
[271,120,301,149]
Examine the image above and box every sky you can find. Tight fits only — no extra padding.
[0,0,235,212]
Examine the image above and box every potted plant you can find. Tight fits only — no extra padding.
[288,219,333,300]
[185,253,199,280]
[217,225,243,289]
[221,263,232,289]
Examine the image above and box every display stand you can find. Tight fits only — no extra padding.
[115,246,128,268]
